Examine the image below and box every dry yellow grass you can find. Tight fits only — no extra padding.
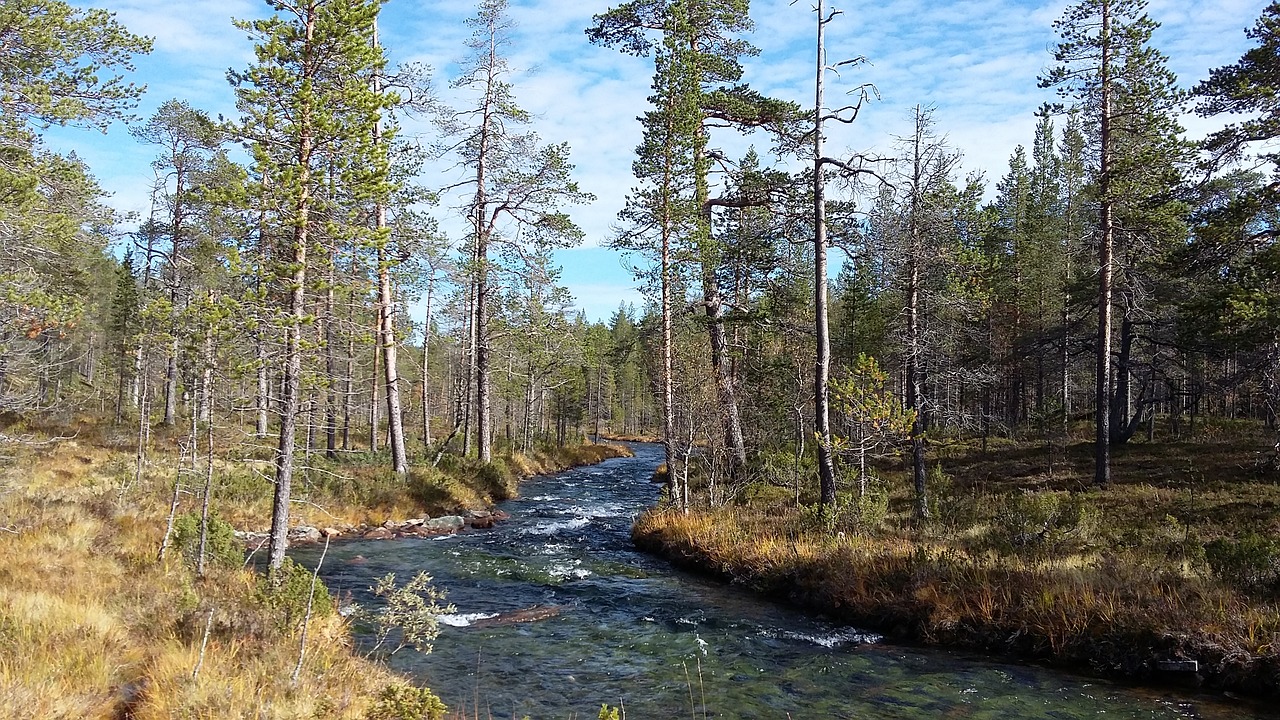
[633,440,1280,697]
[0,418,630,718]
[0,431,397,718]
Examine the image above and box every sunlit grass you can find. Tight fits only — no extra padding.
[0,414,632,717]
[635,426,1280,690]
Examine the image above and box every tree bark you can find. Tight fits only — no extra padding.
[421,279,434,451]
[907,106,929,519]
[813,0,838,511]
[1095,0,1114,488]
[267,6,317,574]
[372,18,407,474]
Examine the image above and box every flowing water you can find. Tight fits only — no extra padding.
[293,444,1275,719]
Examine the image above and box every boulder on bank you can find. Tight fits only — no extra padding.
[466,510,495,529]
[289,526,322,543]
[426,515,465,533]
[363,527,395,540]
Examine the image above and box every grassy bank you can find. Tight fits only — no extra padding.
[633,428,1280,698]
[0,414,630,718]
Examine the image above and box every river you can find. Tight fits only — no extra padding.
[292,443,1275,719]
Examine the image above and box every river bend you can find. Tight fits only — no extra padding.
[293,443,1272,719]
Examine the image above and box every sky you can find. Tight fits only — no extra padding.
[44,0,1269,323]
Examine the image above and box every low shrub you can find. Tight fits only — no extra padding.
[215,468,273,504]
[735,481,792,507]
[834,481,890,534]
[362,571,454,657]
[988,490,1097,557]
[364,684,448,720]
[476,459,515,501]
[408,468,453,508]
[255,557,334,634]
[1206,532,1280,594]
[170,511,242,568]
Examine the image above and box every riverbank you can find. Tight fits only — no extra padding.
[0,414,630,718]
[632,433,1280,701]
[242,442,634,546]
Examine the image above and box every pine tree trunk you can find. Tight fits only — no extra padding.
[813,0,838,512]
[343,273,356,451]
[325,262,337,459]
[372,19,406,474]
[163,337,178,426]
[267,17,316,571]
[421,280,434,451]
[660,134,679,509]
[369,338,380,452]
[1095,0,1114,488]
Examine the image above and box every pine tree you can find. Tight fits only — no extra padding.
[230,0,395,574]
[442,0,592,464]
[1041,0,1188,485]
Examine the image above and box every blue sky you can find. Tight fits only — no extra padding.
[46,0,1268,322]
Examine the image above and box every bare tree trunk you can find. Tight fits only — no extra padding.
[421,279,434,451]
[255,174,271,439]
[131,342,143,412]
[812,0,838,511]
[461,279,476,456]
[291,535,330,685]
[163,333,179,427]
[372,18,407,474]
[197,318,213,425]
[196,412,214,577]
[594,361,604,442]
[159,410,197,562]
[1095,0,1114,488]
[475,261,492,462]
[906,106,929,520]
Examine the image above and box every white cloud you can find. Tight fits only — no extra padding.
[47,0,1273,320]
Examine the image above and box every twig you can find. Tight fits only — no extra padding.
[292,533,330,685]
[192,607,215,680]
[243,535,269,569]
[0,431,77,446]
[684,661,695,720]
[698,656,706,720]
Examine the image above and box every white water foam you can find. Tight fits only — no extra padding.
[781,628,881,648]
[560,503,627,518]
[523,516,591,535]
[695,634,709,656]
[437,611,500,628]
[547,559,593,580]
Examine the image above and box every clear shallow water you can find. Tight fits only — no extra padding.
[293,444,1276,719]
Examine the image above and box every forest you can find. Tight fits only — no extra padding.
[3,0,1280,715]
